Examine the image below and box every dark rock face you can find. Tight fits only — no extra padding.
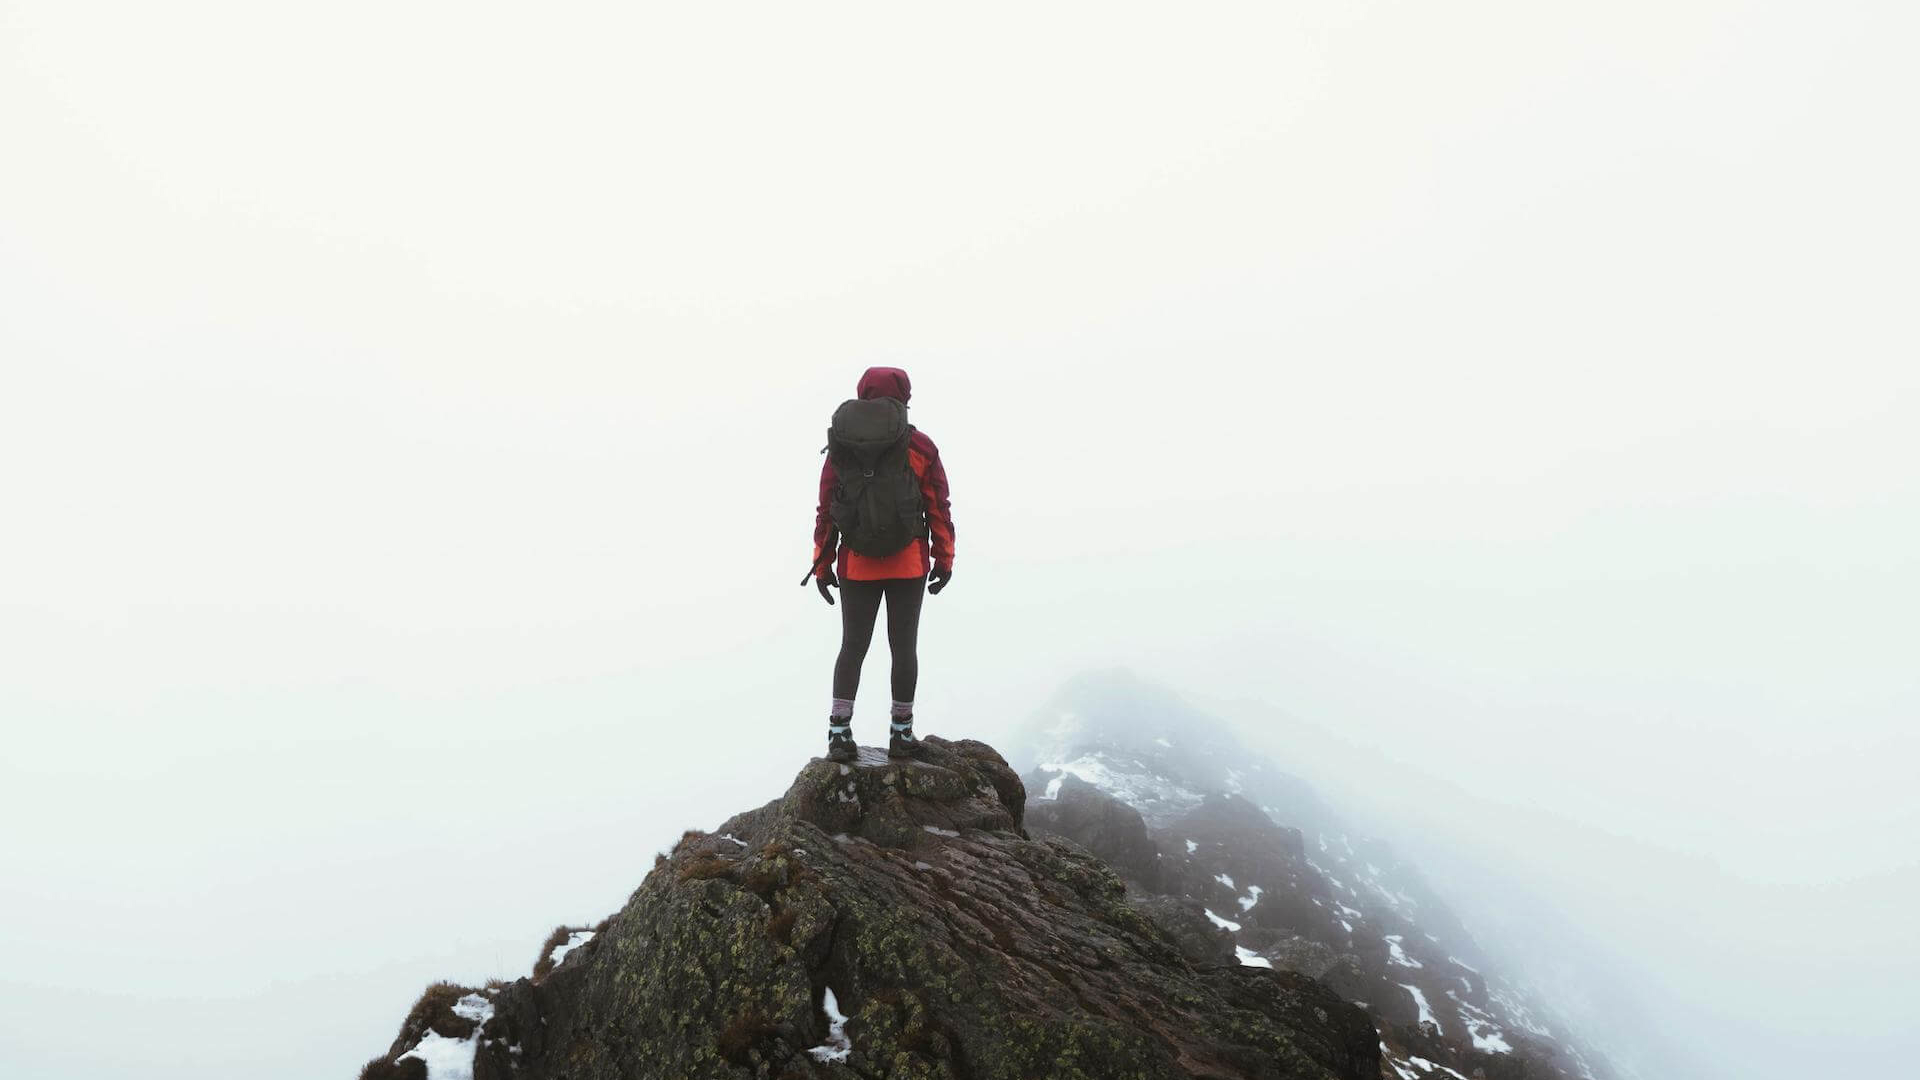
[1127,894,1238,967]
[1024,773,1166,891]
[365,737,1380,1080]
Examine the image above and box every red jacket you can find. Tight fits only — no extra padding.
[813,368,955,582]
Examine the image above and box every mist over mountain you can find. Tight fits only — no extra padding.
[1010,672,1920,1080]
[1008,672,1618,1080]
[4,4,1915,1078]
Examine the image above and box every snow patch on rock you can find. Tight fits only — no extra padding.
[549,930,595,967]
[1234,945,1273,969]
[1402,983,1442,1034]
[807,987,853,1063]
[397,993,494,1080]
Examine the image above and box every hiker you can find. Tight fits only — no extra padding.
[804,367,955,764]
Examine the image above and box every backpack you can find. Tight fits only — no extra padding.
[825,397,926,556]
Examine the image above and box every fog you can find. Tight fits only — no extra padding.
[3,3,1914,1078]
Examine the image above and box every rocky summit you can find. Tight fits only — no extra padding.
[361,737,1381,1080]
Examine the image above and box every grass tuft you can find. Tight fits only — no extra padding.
[403,981,481,1040]
[740,859,787,896]
[716,1008,780,1065]
[357,1055,426,1080]
[677,853,739,882]
[768,906,798,945]
[530,925,573,982]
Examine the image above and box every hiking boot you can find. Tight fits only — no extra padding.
[887,716,918,759]
[827,721,857,764]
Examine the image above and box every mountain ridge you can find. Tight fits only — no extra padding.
[1010,671,1618,1080]
[361,735,1381,1080]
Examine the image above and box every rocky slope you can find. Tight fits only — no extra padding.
[361,736,1383,1080]
[1013,674,1617,1080]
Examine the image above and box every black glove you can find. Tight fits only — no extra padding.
[928,566,952,595]
[816,567,838,605]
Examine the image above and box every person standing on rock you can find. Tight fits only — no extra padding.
[803,367,955,764]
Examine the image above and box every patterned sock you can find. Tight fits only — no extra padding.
[890,701,914,734]
[831,697,855,721]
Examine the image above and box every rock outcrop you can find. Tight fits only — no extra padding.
[362,737,1381,1080]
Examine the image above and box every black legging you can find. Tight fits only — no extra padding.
[833,577,926,704]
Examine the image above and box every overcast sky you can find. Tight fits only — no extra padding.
[3,3,1915,1078]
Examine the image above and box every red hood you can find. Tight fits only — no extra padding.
[856,366,912,404]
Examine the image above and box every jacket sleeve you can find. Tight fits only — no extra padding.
[812,457,838,578]
[915,433,955,571]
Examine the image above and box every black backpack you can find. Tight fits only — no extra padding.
[825,397,926,556]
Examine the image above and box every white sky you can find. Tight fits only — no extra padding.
[2,3,1915,1078]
